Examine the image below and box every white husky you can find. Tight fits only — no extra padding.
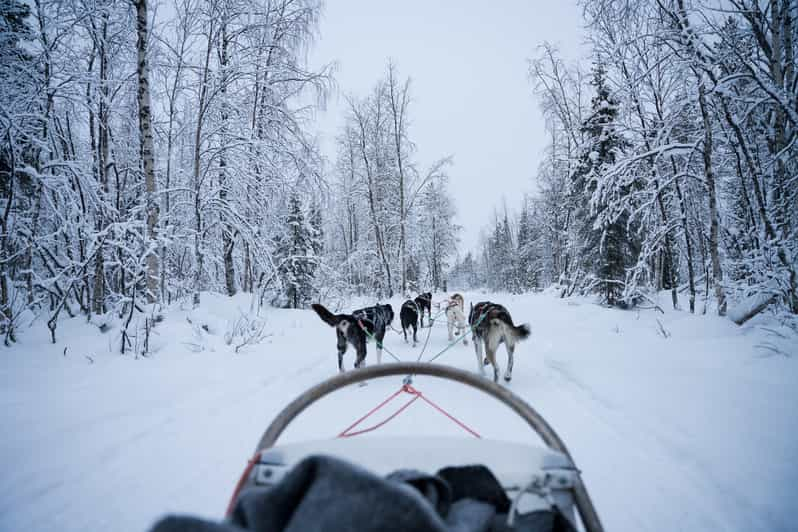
[444,293,468,345]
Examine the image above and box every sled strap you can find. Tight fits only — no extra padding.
[338,384,481,439]
[357,320,403,362]
[406,384,481,438]
[337,386,412,437]
[415,306,449,362]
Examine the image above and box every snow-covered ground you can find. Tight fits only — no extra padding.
[2,290,796,532]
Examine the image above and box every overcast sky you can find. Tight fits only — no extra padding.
[308,1,587,253]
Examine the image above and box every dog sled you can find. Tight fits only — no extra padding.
[219,362,604,532]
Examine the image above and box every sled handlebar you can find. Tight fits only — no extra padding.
[255,362,603,532]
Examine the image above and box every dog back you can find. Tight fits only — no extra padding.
[415,292,432,310]
[469,301,529,341]
[353,304,394,333]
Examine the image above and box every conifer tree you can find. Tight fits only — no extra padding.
[277,194,321,309]
[572,63,633,305]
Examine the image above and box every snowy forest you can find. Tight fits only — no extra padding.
[2,0,797,351]
[0,0,458,348]
[3,3,797,531]
[450,0,798,326]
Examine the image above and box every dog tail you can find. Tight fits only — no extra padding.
[311,304,344,327]
[493,312,531,341]
[512,323,531,340]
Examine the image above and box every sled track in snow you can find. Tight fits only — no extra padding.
[543,358,777,531]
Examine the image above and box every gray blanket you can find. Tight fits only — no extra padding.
[149,455,574,532]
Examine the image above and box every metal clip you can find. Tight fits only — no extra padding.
[507,473,556,527]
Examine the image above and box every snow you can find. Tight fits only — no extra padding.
[2,290,797,532]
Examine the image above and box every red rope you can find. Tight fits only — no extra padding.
[339,394,420,437]
[337,387,405,437]
[408,384,482,439]
[337,384,481,439]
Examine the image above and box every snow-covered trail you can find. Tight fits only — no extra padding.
[2,291,796,532]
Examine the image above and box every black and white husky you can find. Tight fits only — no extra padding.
[414,292,432,327]
[311,303,394,372]
[400,300,419,346]
[468,301,530,383]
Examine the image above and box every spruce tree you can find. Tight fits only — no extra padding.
[571,63,632,305]
[277,194,320,308]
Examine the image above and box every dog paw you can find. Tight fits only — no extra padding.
[503,375,512,383]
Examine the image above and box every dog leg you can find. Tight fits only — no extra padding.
[447,317,454,341]
[504,343,515,382]
[354,338,367,369]
[336,330,348,373]
[485,347,499,383]
[375,330,386,364]
[473,336,485,375]
[412,324,418,347]
[487,336,501,383]
[403,326,408,344]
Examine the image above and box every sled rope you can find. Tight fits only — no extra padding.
[415,307,447,362]
[337,386,418,437]
[413,384,482,438]
[425,310,489,365]
[357,320,403,363]
[338,383,481,439]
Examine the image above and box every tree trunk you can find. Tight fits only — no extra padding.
[218,17,236,297]
[648,168,675,308]
[697,83,726,316]
[191,23,214,308]
[353,108,393,297]
[671,162,696,313]
[1,131,16,344]
[93,11,110,315]
[243,242,252,293]
[365,169,393,297]
[136,0,159,304]
[768,0,788,236]
[388,63,409,294]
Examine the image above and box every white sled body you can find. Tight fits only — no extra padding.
[246,436,580,527]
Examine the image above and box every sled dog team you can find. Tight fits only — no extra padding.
[311,293,530,383]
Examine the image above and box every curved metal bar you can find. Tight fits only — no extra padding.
[254,362,603,532]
